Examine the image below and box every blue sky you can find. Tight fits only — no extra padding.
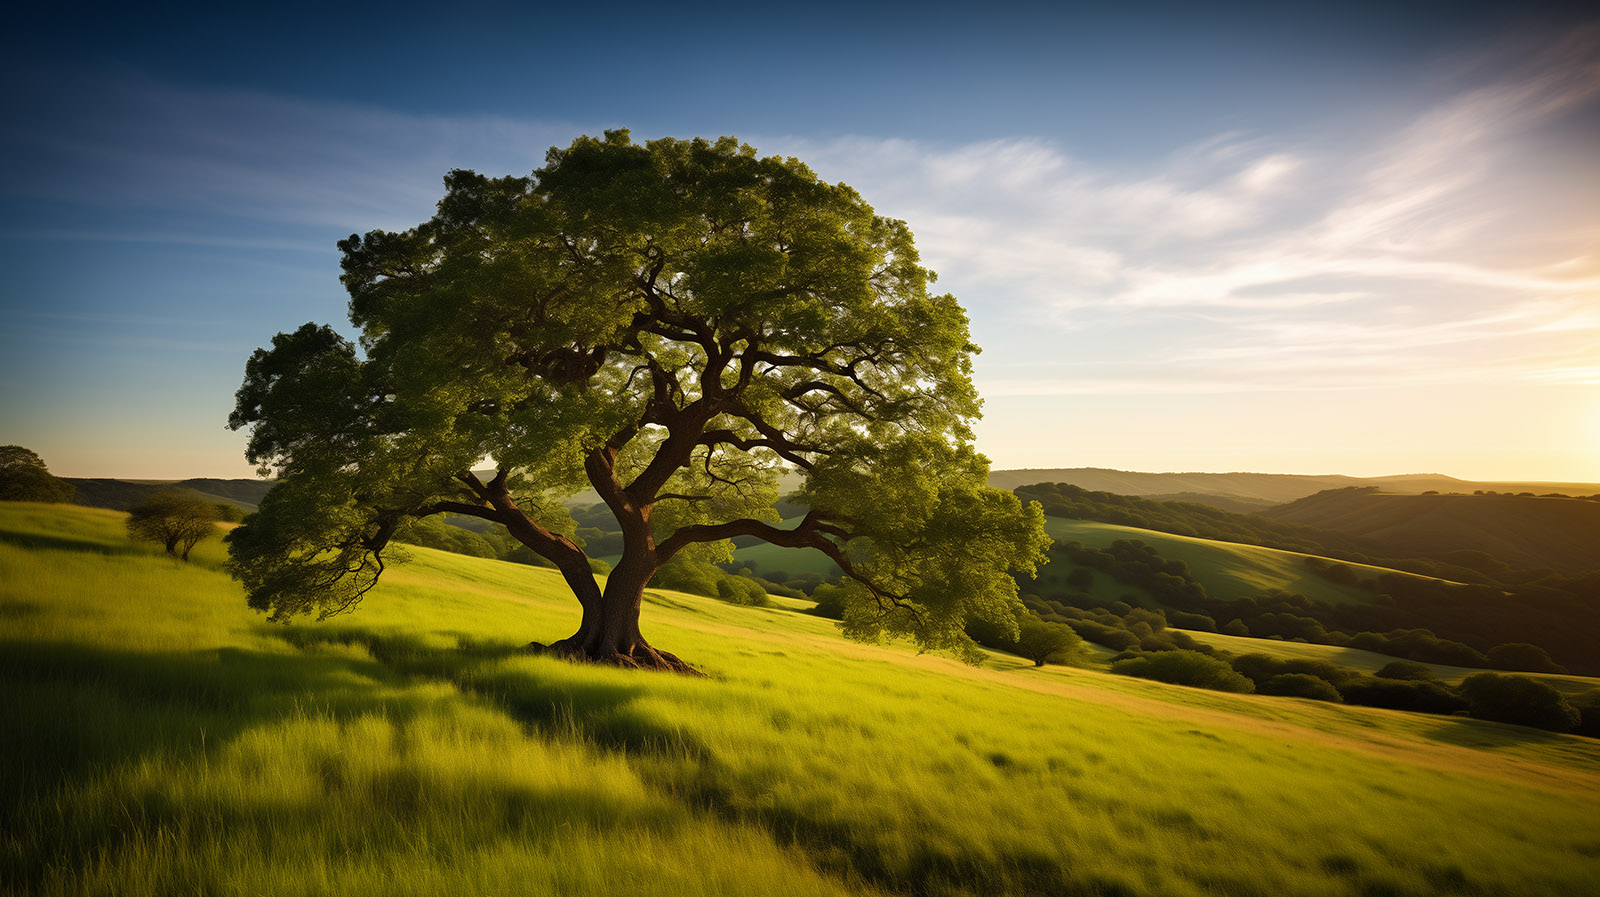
[2,2,1597,480]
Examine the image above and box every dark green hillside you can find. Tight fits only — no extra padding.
[1266,488,1600,573]
[1013,486,1600,675]
[988,468,1368,502]
[988,468,1600,506]
[65,477,273,512]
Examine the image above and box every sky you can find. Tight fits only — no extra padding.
[2,1,1597,482]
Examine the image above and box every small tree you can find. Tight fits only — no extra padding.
[1458,673,1579,732]
[1013,619,1085,667]
[0,446,75,503]
[127,492,218,561]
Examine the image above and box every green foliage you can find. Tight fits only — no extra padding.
[1338,678,1469,715]
[651,556,767,606]
[1259,673,1344,702]
[0,446,74,503]
[1459,673,1581,732]
[223,132,1047,661]
[1012,619,1085,667]
[212,503,246,523]
[1484,642,1567,674]
[1111,650,1255,693]
[125,492,218,561]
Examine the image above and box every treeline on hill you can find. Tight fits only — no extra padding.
[1014,483,1600,675]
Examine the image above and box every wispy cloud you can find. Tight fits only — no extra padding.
[762,28,1600,395]
[4,32,1595,402]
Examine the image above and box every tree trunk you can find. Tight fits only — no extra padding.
[531,551,699,675]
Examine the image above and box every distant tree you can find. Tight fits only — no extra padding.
[126,492,219,561]
[1458,673,1580,732]
[213,503,247,523]
[1484,643,1567,674]
[223,132,1049,671]
[0,446,74,503]
[1112,650,1254,693]
[1013,619,1085,667]
[1259,673,1343,702]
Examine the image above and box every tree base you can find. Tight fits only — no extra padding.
[521,639,704,676]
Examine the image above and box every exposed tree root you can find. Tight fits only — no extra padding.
[521,639,704,676]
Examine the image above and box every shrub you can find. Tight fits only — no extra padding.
[1112,650,1254,693]
[1484,643,1567,674]
[1229,653,1282,687]
[1063,618,1140,651]
[1259,673,1343,702]
[1338,678,1467,714]
[717,576,768,606]
[1570,692,1600,739]
[809,583,846,620]
[1014,620,1086,667]
[1458,673,1580,732]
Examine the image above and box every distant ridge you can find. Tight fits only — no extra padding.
[987,468,1599,506]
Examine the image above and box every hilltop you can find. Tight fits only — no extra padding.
[1265,488,1600,573]
[3,501,1598,897]
[987,467,1600,509]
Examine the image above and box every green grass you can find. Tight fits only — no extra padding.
[1040,518,1452,605]
[4,502,1599,897]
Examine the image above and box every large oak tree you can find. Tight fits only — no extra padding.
[226,132,1048,672]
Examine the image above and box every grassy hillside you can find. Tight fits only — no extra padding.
[1039,518,1449,606]
[4,502,1600,896]
[1265,489,1600,572]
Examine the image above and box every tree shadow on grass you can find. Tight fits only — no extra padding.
[1418,714,1589,751]
[0,526,147,557]
[259,625,704,759]
[0,629,700,894]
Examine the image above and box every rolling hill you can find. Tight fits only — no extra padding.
[3,501,1599,897]
[1036,518,1450,606]
[65,476,274,512]
[987,467,1600,508]
[1265,489,1600,573]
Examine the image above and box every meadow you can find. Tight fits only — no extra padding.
[1039,518,1448,606]
[3,502,1599,897]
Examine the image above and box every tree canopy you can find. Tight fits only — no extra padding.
[226,131,1049,670]
[127,491,219,561]
[0,446,75,503]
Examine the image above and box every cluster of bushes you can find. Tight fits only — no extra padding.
[650,556,769,606]
[1047,539,1207,607]
[1107,647,1597,734]
[1020,596,1217,655]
